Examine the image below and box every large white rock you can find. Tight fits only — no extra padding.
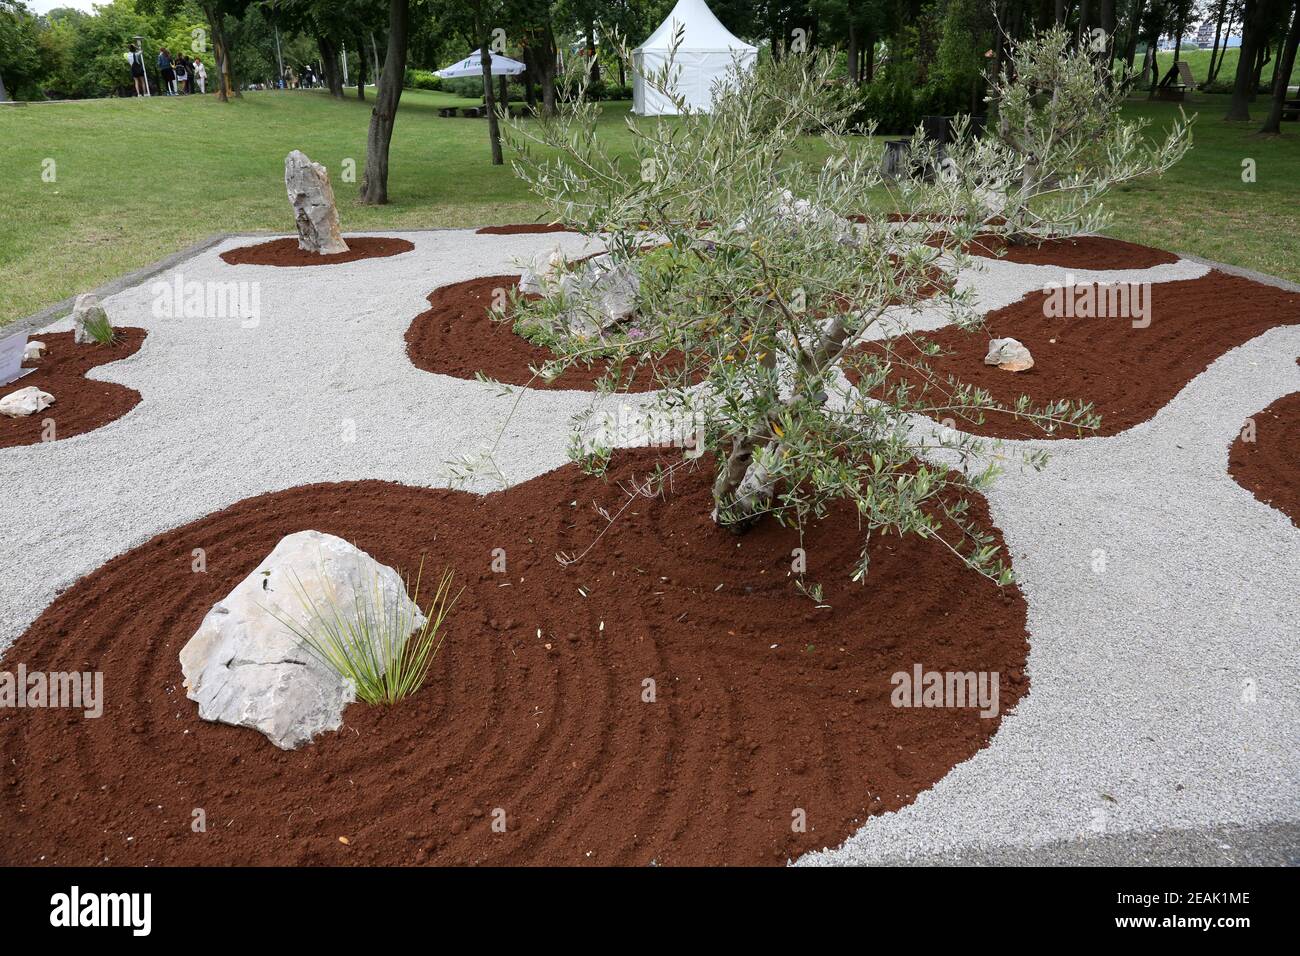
[984,337,1034,372]
[0,386,54,417]
[179,530,425,750]
[554,254,640,336]
[284,150,349,256]
[72,293,112,345]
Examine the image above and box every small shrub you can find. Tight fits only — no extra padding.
[406,68,442,91]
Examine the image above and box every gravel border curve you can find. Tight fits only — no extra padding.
[2,230,1296,867]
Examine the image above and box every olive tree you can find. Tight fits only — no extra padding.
[465,29,1177,587]
[935,24,1192,242]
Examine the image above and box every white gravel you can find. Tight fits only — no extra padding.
[2,229,1296,864]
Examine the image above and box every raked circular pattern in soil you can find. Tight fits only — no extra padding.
[0,228,1297,866]
[0,453,1028,866]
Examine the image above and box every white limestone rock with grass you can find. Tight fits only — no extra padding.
[179,530,424,750]
[72,293,111,345]
[284,150,349,256]
[0,386,54,417]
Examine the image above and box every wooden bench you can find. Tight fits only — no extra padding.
[1155,61,1196,102]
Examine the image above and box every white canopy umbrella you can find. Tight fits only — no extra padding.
[633,0,756,115]
[435,51,526,79]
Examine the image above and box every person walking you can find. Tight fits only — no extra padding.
[126,43,147,97]
[158,47,175,95]
[193,57,207,94]
[174,54,189,94]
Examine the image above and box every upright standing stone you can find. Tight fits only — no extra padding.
[284,150,349,256]
[72,293,112,345]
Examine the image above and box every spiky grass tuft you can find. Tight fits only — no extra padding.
[81,312,119,346]
[275,559,460,706]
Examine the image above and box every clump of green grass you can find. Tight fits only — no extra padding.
[81,311,118,345]
[275,560,461,706]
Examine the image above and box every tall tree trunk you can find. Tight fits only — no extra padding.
[1207,0,1227,82]
[864,29,875,83]
[0,70,8,103]
[480,34,504,165]
[1055,0,1068,24]
[498,73,508,111]
[1261,2,1300,133]
[537,25,558,116]
[203,3,236,102]
[847,20,859,85]
[1251,37,1271,97]
[318,37,343,97]
[359,0,410,205]
[355,31,367,99]
[1228,0,1263,118]
[1123,0,1146,71]
[371,31,381,83]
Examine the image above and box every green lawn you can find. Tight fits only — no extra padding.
[1,87,1297,325]
[1152,47,1300,88]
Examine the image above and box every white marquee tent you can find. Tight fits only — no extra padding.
[632,0,757,116]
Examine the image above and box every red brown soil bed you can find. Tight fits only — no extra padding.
[219,236,414,266]
[961,234,1178,269]
[0,452,1028,867]
[475,224,578,235]
[406,274,691,392]
[1229,385,1300,526]
[0,329,146,448]
[849,270,1300,440]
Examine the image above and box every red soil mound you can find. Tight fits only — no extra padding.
[220,237,414,266]
[0,329,146,448]
[475,224,578,235]
[406,274,692,392]
[961,234,1179,269]
[849,270,1300,440]
[0,452,1028,867]
[1229,383,1300,526]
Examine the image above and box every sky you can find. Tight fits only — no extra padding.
[28,1,101,13]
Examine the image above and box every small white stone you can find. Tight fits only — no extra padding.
[0,386,55,417]
[24,341,46,361]
[984,337,1034,372]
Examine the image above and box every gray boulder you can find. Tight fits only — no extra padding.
[284,150,349,255]
[179,530,424,750]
